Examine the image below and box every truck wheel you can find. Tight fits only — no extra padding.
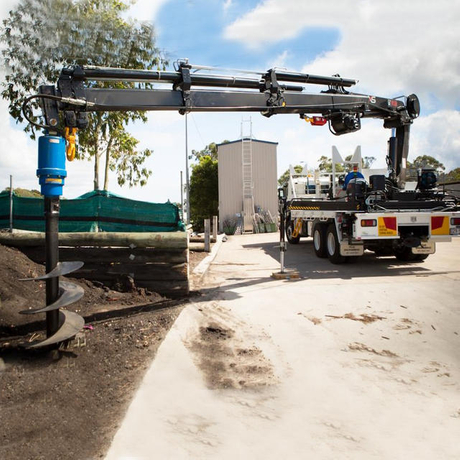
[415,254,429,261]
[326,224,346,264]
[286,218,300,244]
[312,222,328,258]
[394,246,417,262]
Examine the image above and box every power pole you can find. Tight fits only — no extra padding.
[185,114,190,225]
[180,170,184,220]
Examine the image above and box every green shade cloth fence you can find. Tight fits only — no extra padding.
[0,190,185,233]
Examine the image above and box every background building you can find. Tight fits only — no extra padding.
[217,138,278,233]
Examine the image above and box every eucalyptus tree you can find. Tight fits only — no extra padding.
[1,0,166,190]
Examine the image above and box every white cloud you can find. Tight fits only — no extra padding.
[223,0,233,13]
[268,50,290,70]
[410,110,460,171]
[224,0,336,48]
[0,0,19,19]
[222,0,460,179]
[0,96,38,192]
[225,0,460,107]
[122,0,171,22]
[1,0,458,204]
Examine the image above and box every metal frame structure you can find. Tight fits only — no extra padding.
[31,61,420,187]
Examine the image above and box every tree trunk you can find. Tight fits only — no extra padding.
[94,149,99,190]
[103,135,113,191]
[93,118,102,190]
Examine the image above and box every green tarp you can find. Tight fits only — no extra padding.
[0,190,185,232]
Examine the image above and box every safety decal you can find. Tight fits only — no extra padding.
[431,216,449,235]
[289,206,320,210]
[378,216,397,236]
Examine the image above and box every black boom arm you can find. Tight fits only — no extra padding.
[30,61,420,185]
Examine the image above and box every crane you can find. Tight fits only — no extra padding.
[21,61,421,347]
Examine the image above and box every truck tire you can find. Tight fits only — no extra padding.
[393,246,417,262]
[326,223,346,264]
[286,218,300,244]
[312,222,328,258]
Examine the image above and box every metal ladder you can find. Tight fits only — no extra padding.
[242,138,254,233]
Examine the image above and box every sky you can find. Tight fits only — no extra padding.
[0,0,459,203]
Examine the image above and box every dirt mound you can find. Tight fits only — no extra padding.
[0,243,185,460]
[0,243,164,331]
[0,244,46,327]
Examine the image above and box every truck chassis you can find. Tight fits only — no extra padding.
[284,193,460,264]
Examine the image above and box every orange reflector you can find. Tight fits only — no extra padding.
[361,219,377,227]
[432,216,449,235]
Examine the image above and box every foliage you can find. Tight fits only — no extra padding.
[191,140,229,161]
[317,154,376,173]
[440,168,460,183]
[108,130,153,188]
[189,155,218,232]
[278,165,303,186]
[317,156,344,173]
[278,155,377,185]
[344,154,376,169]
[363,156,377,168]
[0,0,166,190]
[221,217,237,235]
[2,187,41,197]
[409,155,445,172]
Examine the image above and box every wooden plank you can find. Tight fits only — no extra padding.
[3,232,191,298]
[189,236,216,243]
[139,280,189,297]
[0,231,188,248]
[107,262,188,280]
[73,262,188,281]
[69,273,189,297]
[20,247,188,265]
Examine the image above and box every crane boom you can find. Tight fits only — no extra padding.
[29,61,420,186]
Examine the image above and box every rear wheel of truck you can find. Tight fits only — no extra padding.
[326,224,346,264]
[286,218,300,244]
[394,246,417,262]
[313,222,328,258]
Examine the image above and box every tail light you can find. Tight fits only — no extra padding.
[361,219,377,227]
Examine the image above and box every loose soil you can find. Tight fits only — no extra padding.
[0,244,206,460]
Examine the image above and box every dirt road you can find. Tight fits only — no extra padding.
[106,234,460,459]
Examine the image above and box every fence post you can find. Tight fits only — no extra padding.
[204,218,211,252]
[212,215,218,241]
[9,175,14,232]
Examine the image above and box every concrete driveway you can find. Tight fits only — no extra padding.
[106,233,460,460]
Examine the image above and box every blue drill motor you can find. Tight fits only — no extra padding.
[37,135,67,197]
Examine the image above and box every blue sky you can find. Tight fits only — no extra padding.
[154,0,340,72]
[0,0,459,203]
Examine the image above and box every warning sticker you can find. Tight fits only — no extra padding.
[431,216,449,235]
[378,217,397,237]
